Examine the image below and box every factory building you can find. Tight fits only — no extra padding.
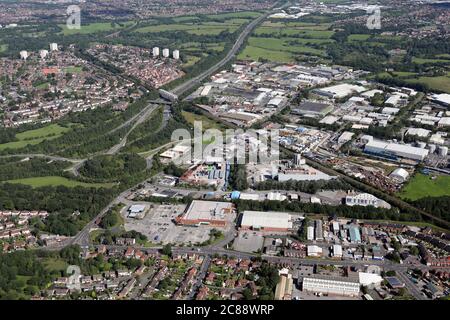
[307,225,314,241]
[364,139,429,161]
[292,100,333,117]
[39,50,49,59]
[348,225,361,243]
[313,83,366,99]
[49,43,58,51]
[19,50,28,60]
[314,220,323,241]
[302,275,360,297]
[159,144,190,163]
[307,245,323,257]
[175,200,234,227]
[390,168,409,183]
[430,93,450,107]
[338,131,354,144]
[345,192,386,208]
[275,270,293,300]
[127,204,147,219]
[240,211,293,232]
[332,244,343,258]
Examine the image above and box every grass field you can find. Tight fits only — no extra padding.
[64,66,83,73]
[135,23,238,35]
[42,258,68,272]
[59,21,134,35]
[0,44,7,53]
[0,124,70,151]
[347,34,371,41]
[5,176,115,188]
[182,111,227,131]
[205,11,261,19]
[412,57,450,64]
[405,74,450,93]
[241,19,332,63]
[239,45,294,62]
[399,173,450,200]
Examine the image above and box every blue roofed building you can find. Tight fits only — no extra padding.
[231,191,241,200]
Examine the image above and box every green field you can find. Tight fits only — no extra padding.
[241,19,332,63]
[182,111,227,131]
[205,11,261,19]
[347,34,371,41]
[64,66,83,73]
[239,45,294,62]
[59,21,134,35]
[405,75,450,93]
[0,124,70,151]
[5,176,115,188]
[135,23,238,35]
[42,258,68,272]
[0,44,7,53]
[412,57,450,64]
[399,173,450,201]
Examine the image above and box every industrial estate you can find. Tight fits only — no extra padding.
[0,0,449,304]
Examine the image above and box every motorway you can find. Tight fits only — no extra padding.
[171,12,270,97]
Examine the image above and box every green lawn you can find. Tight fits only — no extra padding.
[0,124,70,151]
[5,176,115,188]
[412,57,450,64]
[64,66,83,73]
[59,21,134,35]
[135,23,237,35]
[399,173,450,201]
[405,75,450,93]
[238,45,294,62]
[0,44,7,53]
[205,11,261,19]
[182,111,227,131]
[42,258,68,272]
[347,34,371,41]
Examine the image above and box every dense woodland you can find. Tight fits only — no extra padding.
[80,153,147,181]
[0,158,70,181]
[0,183,116,236]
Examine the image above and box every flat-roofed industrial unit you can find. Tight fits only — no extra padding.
[175,200,234,227]
[430,93,450,106]
[314,83,366,98]
[302,275,360,297]
[240,211,293,232]
[385,276,405,288]
[364,140,429,161]
[292,100,333,116]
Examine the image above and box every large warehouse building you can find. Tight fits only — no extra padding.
[364,139,429,161]
[240,211,293,232]
[175,200,235,227]
[291,100,333,117]
[302,275,360,297]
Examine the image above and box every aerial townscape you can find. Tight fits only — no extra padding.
[0,0,450,306]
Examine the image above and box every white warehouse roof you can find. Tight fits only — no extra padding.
[390,168,409,181]
[241,211,292,230]
[365,140,429,161]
